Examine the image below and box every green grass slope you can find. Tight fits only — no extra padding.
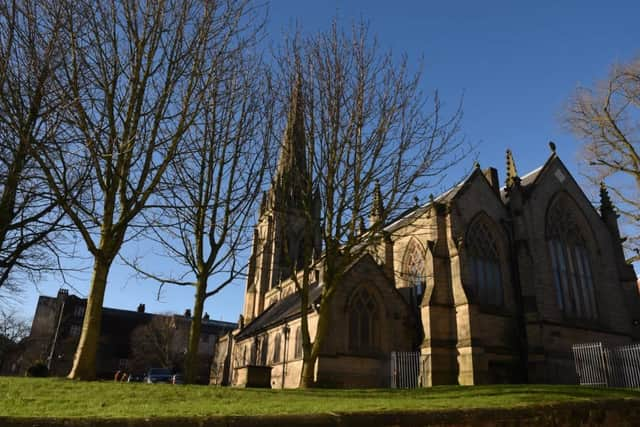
[1,377,639,419]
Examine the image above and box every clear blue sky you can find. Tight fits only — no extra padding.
[9,0,640,323]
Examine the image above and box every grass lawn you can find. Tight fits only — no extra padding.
[1,377,639,419]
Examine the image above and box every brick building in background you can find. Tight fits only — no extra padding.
[3,289,235,382]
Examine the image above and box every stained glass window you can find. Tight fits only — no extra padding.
[466,216,504,306]
[547,195,597,319]
[349,288,378,353]
[403,240,426,302]
[273,333,281,363]
[294,326,302,358]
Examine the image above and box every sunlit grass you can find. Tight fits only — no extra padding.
[1,377,638,419]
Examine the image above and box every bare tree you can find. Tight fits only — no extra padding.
[129,315,181,373]
[0,307,30,343]
[566,56,640,263]
[275,21,465,388]
[127,47,273,383]
[0,307,31,368]
[0,0,74,297]
[30,0,259,380]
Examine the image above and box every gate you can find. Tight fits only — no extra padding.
[390,351,428,388]
[607,343,640,388]
[572,342,609,387]
[572,342,640,388]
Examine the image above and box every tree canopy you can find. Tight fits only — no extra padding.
[566,56,640,263]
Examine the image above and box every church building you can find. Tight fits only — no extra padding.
[211,86,640,388]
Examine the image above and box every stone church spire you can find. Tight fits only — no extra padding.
[242,76,317,322]
[273,75,309,211]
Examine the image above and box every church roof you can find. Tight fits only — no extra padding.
[520,165,544,187]
[499,164,544,202]
[236,284,323,340]
[382,178,466,233]
[384,156,548,233]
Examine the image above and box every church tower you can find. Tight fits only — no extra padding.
[242,77,320,322]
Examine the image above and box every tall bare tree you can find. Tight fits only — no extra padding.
[129,315,181,373]
[566,56,640,263]
[0,0,74,297]
[275,21,465,387]
[31,0,260,380]
[128,48,273,383]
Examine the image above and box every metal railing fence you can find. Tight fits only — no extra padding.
[572,342,640,388]
[390,351,429,388]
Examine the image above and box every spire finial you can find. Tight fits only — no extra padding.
[370,180,384,226]
[505,149,519,188]
[599,181,614,216]
[259,191,268,215]
[358,216,366,234]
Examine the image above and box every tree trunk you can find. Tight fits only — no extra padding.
[298,285,333,388]
[299,354,315,388]
[185,277,206,384]
[67,256,111,380]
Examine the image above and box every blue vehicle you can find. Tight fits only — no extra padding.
[145,368,172,383]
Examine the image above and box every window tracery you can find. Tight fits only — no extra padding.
[349,287,378,353]
[546,195,597,320]
[403,240,426,302]
[466,215,504,306]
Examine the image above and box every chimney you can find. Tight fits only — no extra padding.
[483,167,500,197]
[203,312,210,322]
[57,288,69,300]
[137,304,145,313]
[184,309,191,318]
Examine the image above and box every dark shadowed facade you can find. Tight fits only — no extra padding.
[212,86,640,388]
[4,290,235,382]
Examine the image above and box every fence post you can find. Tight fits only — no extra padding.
[390,351,397,389]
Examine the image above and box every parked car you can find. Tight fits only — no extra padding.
[146,368,172,383]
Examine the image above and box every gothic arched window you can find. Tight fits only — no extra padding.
[294,326,303,358]
[402,240,426,303]
[546,195,597,320]
[272,333,282,363]
[349,287,378,353]
[466,215,504,306]
[259,335,269,365]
